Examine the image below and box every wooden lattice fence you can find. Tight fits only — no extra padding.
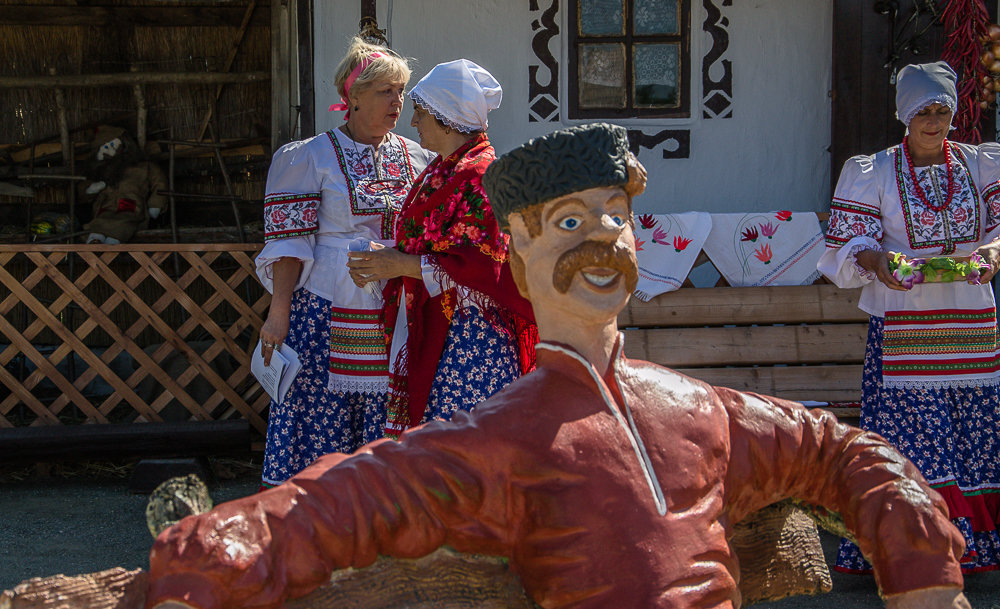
[0,244,270,434]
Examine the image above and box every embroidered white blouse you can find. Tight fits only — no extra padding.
[818,142,1000,389]
[819,142,1000,317]
[255,129,435,309]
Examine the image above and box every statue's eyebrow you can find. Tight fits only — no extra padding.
[544,198,583,223]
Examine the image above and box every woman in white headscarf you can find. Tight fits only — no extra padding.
[347,59,537,437]
[819,61,1000,574]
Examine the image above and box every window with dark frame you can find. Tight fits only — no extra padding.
[568,0,691,120]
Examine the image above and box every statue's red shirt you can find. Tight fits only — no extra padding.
[147,336,964,609]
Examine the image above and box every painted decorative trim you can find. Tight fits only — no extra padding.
[528,0,560,122]
[626,129,691,160]
[702,0,733,119]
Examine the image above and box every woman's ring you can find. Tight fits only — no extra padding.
[262,340,275,348]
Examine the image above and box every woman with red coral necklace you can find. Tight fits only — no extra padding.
[347,59,536,437]
[819,61,1000,575]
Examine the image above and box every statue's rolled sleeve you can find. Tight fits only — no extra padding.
[720,387,965,596]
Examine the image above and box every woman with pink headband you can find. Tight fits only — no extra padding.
[254,37,434,489]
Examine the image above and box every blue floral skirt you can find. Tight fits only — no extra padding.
[261,289,385,488]
[420,306,521,424]
[836,316,1000,574]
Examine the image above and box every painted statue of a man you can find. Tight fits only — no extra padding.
[147,124,968,609]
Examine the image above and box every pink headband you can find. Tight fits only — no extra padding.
[329,52,385,119]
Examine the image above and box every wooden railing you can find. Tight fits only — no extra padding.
[0,244,270,433]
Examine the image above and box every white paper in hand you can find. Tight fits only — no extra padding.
[250,341,302,404]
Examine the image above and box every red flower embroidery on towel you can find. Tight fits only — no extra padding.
[754,243,773,264]
[741,226,759,242]
[673,235,692,252]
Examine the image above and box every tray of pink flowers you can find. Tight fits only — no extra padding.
[888,251,992,288]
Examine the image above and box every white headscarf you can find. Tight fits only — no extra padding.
[895,61,958,127]
[409,59,502,133]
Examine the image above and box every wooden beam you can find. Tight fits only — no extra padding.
[361,0,377,20]
[0,5,269,27]
[0,421,250,462]
[673,365,863,404]
[0,72,269,88]
[619,284,867,328]
[297,0,315,138]
[196,1,258,142]
[271,0,295,150]
[0,243,262,252]
[623,323,868,367]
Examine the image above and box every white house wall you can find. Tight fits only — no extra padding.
[314,0,833,214]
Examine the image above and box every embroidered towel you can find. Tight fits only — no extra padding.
[632,212,712,301]
[702,211,824,287]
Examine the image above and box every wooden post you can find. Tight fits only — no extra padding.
[361,0,376,20]
[207,122,246,243]
[51,67,75,246]
[271,0,294,152]
[131,65,147,150]
[0,72,268,87]
[297,0,314,138]
[196,0,257,142]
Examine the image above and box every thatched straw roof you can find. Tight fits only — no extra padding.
[0,1,272,241]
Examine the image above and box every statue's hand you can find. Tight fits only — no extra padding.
[884,587,970,609]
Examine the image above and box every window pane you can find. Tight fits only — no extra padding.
[633,43,679,107]
[579,43,626,108]
[579,0,625,36]
[634,0,679,35]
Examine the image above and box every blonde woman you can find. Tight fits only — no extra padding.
[254,37,434,488]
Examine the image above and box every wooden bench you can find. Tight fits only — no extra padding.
[618,283,867,419]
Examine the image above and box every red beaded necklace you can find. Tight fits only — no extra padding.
[902,136,955,213]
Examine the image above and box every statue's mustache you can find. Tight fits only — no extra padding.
[552,240,638,294]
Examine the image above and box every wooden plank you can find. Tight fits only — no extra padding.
[0,421,250,462]
[196,0,258,141]
[297,0,315,139]
[623,324,867,367]
[271,0,293,150]
[130,252,245,361]
[39,251,166,417]
[0,363,60,426]
[0,244,262,252]
[0,72,269,89]
[27,252,213,422]
[100,254,224,418]
[145,262,262,417]
[22,254,161,422]
[78,252,267,431]
[619,284,866,328]
[0,312,106,423]
[0,6,269,27]
[179,251,263,325]
[673,365,863,403]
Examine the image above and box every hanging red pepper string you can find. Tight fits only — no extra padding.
[941,0,990,143]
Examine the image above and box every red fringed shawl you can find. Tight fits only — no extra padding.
[382,134,537,436]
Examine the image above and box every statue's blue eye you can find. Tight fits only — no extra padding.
[558,217,580,230]
[611,215,625,226]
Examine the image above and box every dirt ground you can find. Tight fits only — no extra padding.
[1,460,998,609]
